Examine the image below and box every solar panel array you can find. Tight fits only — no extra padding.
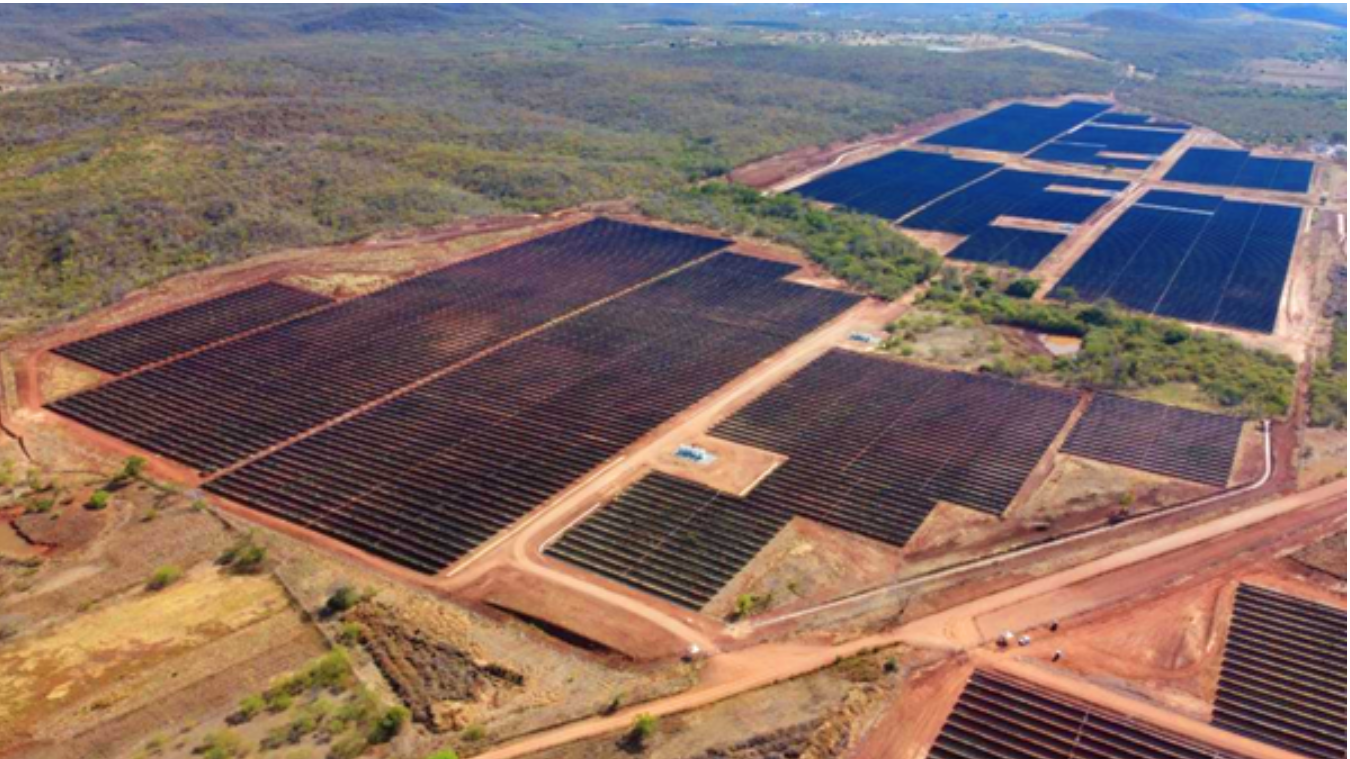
[550,352,1080,608]
[945,227,1067,270]
[928,670,1244,759]
[1031,122,1187,171]
[921,100,1111,153]
[905,171,1127,235]
[792,150,999,220]
[1062,394,1243,486]
[1053,190,1302,333]
[205,254,860,573]
[1166,148,1314,194]
[903,170,1127,270]
[546,473,789,609]
[51,219,728,472]
[1212,585,1346,759]
[53,283,332,375]
[1093,112,1190,130]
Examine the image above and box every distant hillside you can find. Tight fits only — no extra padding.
[1244,3,1348,27]
[1084,8,1202,33]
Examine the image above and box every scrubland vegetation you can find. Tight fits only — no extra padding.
[898,268,1298,418]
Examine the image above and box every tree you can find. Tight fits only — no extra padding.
[367,705,409,744]
[1005,278,1040,299]
[86,490,111,510]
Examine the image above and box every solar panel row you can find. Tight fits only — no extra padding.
[921,100,1111,153]
[1166,147,1314,194]
[946,226,1067,270]
[51,219,730,472]
[53,283,333,375]
[903,170,1125,236]
[792,150,999,220]
[1062,394,1243,486]
[1093,112,1189,130]
[1030,142,1154,171]
[205,253,860,573]
[1212,585,1346,759]
[1054,191,1301,333]
[930,670,1246,759]
[549,351,1080,608]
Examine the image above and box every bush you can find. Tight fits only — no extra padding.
[462,724,486,741]
[325,585,364,616]
[146,565,182,591]
[86,490,111,511]
[426,751,461,759]
[626,713,659,749]
[1005,277,1040,299]
[116,455,147,483]
[196,730,245,759]
[234,694,265,723]
[732,592,771,620]
[367,705,408,744]
[217,531,267,574]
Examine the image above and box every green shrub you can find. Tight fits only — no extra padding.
[325,585,364,616]
[196,730,245,759]
[217,531,267,574]
[426,751,461,759]
[367,705,408,744]
[641,183,941,300]
[732,592,771,620]
[146,565,182,591]
[115,455,147,483]
[1005,277,1040,299]
[235,694,265,723]
[86,490,111,511]
[627,713,659,748]
[462,724,486,741]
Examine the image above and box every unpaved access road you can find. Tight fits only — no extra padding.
[473,479,1346,759]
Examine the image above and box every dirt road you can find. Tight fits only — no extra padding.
[471,479,1345,758]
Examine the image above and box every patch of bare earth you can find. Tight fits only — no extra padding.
[706,518,905,621]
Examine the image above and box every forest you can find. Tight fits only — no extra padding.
[0,4,1344,336]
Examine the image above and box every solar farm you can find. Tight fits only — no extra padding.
[15,92,1341,759]
[791,97,1318,337]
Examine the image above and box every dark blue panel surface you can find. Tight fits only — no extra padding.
[947,227,1065,270]
[904,170,1118,235]
[1031,142,1153,170]
[1094,112,1190,130]
[1059,125,1184,157]
[793,150,999,220]
[1165,148,1314,194]
[920,100,1110,153]
[1054,195,1301,333]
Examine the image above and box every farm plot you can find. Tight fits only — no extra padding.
[1212,585,1346,759]
[1052,190,1303,333]
[904,170,1127,269]
[1061,394,1243,487]
[50,219,729,472]
[920,100,1111,153]
[52,283,332,375]
[928,670,1244,759]
[792,150,999,221]
[1165,147,1314,194]
[205,254,860,574]
[1031,122,1187,171]
[550,352,1079,609]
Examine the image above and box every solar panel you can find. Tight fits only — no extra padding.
[1054,192,1302,332]
[792,150,999,220]
[921,100,1111,153]
[1166,148,1314,194]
